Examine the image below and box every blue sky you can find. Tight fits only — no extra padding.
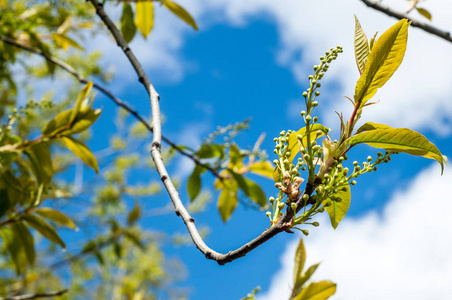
[82,0,452,299]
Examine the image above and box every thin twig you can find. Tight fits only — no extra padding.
[0,289,68,300]
[0,35,222,180]
[88,0,323,265]
[361,0,452,43]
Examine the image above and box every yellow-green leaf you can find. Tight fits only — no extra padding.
[187,165,204,202]
[248,161,274,178]
[217,180,238,222]
[416,7,432,21]
[349,124,446,174]
[229,170,267,207]
[354,15,369,75]
[34,208,77,230]
[62,136,99,173]
[42,109,72,136]
[121,2,137,43]
[354,19,409,105]
[22,214,65,249]
[136,1,154,38]
[11,222,35,265]
[52,33,84,51]
[323,183,351,229]
[64,108,102,135]
[163,0,198,30]
[0,227,27,275]
[288,124,327,165]
[356,122,392,133]
[25,143,54,186]
[293,238,306,287]
[293,281,337,300]
[70,81,93,125]
[127,201,141,225]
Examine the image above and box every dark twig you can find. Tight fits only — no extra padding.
[0,35,222,179]
[0,289,68,300]
[361,0,452,43]
[88,0,323,265]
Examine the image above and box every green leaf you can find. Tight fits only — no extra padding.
[196,144,225,159]
[34,207,78,230]
[64,108,102,135]
[187,165,204,202]
[51,33,84,51]
[24,143,54,186]
[354,19,409,105]
[70,81,93,125]
[22,214,66,249]
[416,7,432,21]
[248,161,275,178]
[163,0,198,30]
[11,222,35,265]
[354,15,369,75]
[228,143,243,169]
[298,263,321,288]
[136,0,154,38]
[288,124,327,165]
[323,183,351,229]
[356,122,392,133]
[349,123,446,173]
[229,171,267,207]
[123,229,145,249]
[293,238,306,287]
[292,281,337,300]
[127,201,141,226]
[121,3,137,43]
[0,227,27,275]
[62,136,99,173]
[42,109,72,136]
[217,181,238,222]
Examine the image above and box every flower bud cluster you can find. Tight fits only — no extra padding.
[347,150,396,183]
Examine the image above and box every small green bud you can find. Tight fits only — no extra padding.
[278,202,285,209]
[283,159,289,165]
[308,75,313,80]
[353,161,359,166]
[265,211,271,217]
[318,207,325,213]
[291,169,297,175]
[301,166,306,171]
[302,194,309,201]
[269,197,275,203]
[316,82,321,88]
[373,167,378,171]
[367,156,372,162]
[351,180,357,185]
[306,116,312,121]
[312,222,319,227]
[313,65,318,70]
[280,131,286,136]
[301,229,309,236]
[315,91,320,97]
[300,110,306,116]
[312,79,317,85]
[312,101,318,107]
[302,92,308,98]
[291,203,297,211]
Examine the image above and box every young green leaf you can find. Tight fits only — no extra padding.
[228,143,243,170]
[22,214,66,249]
[163,0,198,30]
[288,124,327,164]
[121,2,137,43]
[229,171,267,207]
[136,0,154,38]
[63,108,102,136]
[42,109,72,136]
[293,238,306,288]
[322,183,351,229]
[0,189,10,218]
[416,7,432,21]
[292,281,337,300]
[34,207,78,230]
[354,19,409,105]
[69,81,93,125]
[25,143,54,186]
[217,181,238,222]
[297,263,321,289]
[62,136,99,173]
[354,15,369,75]
[356,122,392,133]
[187,165,204,202]
[349,124,446,173]
[196,144,225,159]
[11,222,36,265]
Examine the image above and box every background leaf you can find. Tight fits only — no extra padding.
[354,15,369,75]
[187,165,204,202]
[217,181,238,222]
[416,7,432,21]
[121,2,137,43]
[292,281,337,300]
[22,214,66,249]
[62,136,99,173]
[34,207,78,230]
[25,143,54,186]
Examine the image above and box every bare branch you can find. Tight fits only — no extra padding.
[0,289,68,300]
[361,0,452,43]
[0,35,222,180]
[88,0,323,265]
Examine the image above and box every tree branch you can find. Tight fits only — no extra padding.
[0,35,222,180]
[0,289,68,300]
[88,0,323,265]
[361,0,452,43]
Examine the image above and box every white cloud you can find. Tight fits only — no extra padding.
[259,163,452,300]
